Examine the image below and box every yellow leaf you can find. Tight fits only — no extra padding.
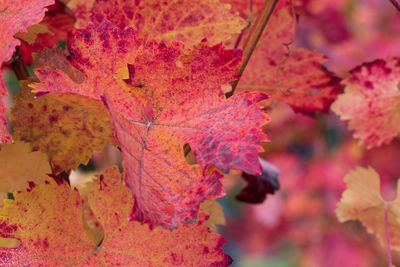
[11,79,116,173]
[0,141,51,200]
[0,167,231,266]
[336,166,400,251]
[15,24,52,44]
[200,199,226,229]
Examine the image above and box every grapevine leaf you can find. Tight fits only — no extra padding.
[336,166,400,251]
[88,166,232,266]
[68,0,246,46]
[331,57,400,148]
[0,0,54,143]
[0,178,92,266]
[0,141,51,201]
[237,1,342,114]
[30,22,269,228]
[11,78,116,173]
[0,166,232,266]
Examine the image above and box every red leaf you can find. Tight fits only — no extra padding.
[0,0,54,143]
[31,22,269,228]
[332,57,400,148]
[68,0,246,47]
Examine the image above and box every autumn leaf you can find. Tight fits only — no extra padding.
[68,0,246,47]
[336,166,400,251]
[0,166,232,266]
[331,57,400,148]
[0,0,53,66]
[0,0,54,140]
[0,141,51,201]
[30,21,269,228]
[15,24,52,45]
[11,78,116,173]
[18,1,75,64]
[200,199,226,229]
[236,1,342,114]
[0,115,10,145]
[0,0,54,143]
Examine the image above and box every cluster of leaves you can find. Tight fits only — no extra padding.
[2,0,400,266]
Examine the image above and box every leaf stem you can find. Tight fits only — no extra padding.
[226,0,279,98]
[385,204,393,267]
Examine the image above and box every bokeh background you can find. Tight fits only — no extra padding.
[219,0,400,266]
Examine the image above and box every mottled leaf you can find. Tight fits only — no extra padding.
[0,166,232,266]
[31,22,269,228]
[0,0,54,143]
[11,79,116,173]
[68,0,246,47]
[331,57,400,148]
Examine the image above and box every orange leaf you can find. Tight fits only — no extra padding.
[11,79,116,173]
[15,24,52,45]
[336,166,400,251]
[68,0,246,47]
[331,57,400,148]
[0,0,54,144]
[0,141,51,201]
[0,178,92,265]
[31,22,269,228]
[0,166,232,266]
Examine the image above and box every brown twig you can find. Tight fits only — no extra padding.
[389,0,400,12]
[226,0,279,98]
[7,47,30,80]
[233,0,254,49]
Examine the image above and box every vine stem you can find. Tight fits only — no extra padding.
[227,0,279,98]
[385,204,393,267]
[389,0,400,12]
[7,47,30,80]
